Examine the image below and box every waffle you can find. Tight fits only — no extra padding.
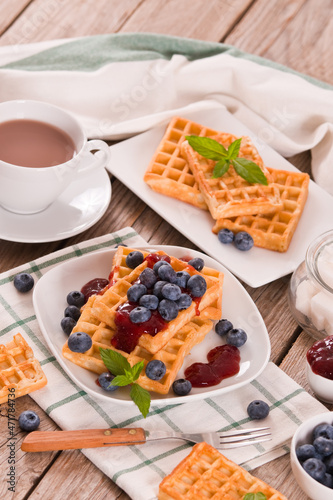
[182,138,282,219]
[213,168,310,252]
[158,442,288,500]
[91,248,223,354]
[0,334,47,404]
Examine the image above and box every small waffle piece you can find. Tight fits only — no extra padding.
[158,442,288,500]
[0,334,47,404]
[182,138,282,220]
[213,168,310,252]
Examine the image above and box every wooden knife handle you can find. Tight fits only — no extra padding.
[21,428,146,452]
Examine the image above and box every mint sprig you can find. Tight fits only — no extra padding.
[185,135,268,185]
[243,493,267,500]
[99,348,151,418]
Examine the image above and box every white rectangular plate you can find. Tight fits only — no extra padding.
[107,108,333,287]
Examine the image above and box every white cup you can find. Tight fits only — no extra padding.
[0,99,111,214]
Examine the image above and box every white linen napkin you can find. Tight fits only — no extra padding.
[0,228,327,500]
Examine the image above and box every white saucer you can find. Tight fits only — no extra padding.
[0,168,111,243]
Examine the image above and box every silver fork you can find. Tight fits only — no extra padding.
[21,426,271,452]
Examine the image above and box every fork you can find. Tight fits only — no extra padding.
[21,426,271,452]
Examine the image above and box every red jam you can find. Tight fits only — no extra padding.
[81,278,109,302]
[184,345,241,387]
[111,302,167,353]
[307,335,333,380]
[144,253,170,268]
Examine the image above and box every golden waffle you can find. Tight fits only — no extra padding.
[213,168,310,252]
[158,442,288,500]
[0,334,47,404]
[63,299,213,395]
[91,248,223,354]
[181,138,282,220]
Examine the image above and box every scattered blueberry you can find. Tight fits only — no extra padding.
[234,231,254,251]
[18,410,40,432]
[66,290,85,308]
[153,260,170,274]
[313,424,333,441]
[127,283,147,303]
[302,458,326,482]
[215,319,233,337]
[296,444,318,463]
[98,372,118,391]
[226,328,247,347]
[174,271,190,288]
[176,293,192,310]
[13,273,34,293]
[115,243,127,248]
[247,400,270,420]
[129,306,151,324]
[172,379,192,396]
[145,360,166,380]
[126,251,144,268]
[139,294,159,310]
[314,437,333,457]
[139,268,157,289]
[153,280,168,299]
[218,228,234,244]
[188,258,204,271]
[61,316,76,335]
[162,283,182,301]
[158,264,177,283]
[68,331,92,353]
[64,305,81,322]
[187,275,207,297]
[158,299,179,322]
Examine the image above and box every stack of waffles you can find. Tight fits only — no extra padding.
[0,333,47,404]
[144,116,310,252]
[158,442,288,500]
[63,246,223,395]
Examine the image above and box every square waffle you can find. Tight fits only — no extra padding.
[158,442,288,500]
[91,247,223,354]
[213,168,310,252]
[0,334,47,404]
[181,138,282,220]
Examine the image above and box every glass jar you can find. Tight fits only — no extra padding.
[288,230,333,341]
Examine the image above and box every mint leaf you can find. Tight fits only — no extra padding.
[131,361,145,382]
[226,137,242,160]
[232,158,268,185]
[130,384,151,418]
[99,348,131,376]
[111,374,132,387]
[185,135,227,160]
[243,493,267,500]
[212,159,230,179]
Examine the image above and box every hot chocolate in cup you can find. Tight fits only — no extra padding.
[0,99,111,214]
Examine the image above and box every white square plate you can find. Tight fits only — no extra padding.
[107,108,333,287]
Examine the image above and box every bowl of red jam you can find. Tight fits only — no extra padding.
[306,335,333,403]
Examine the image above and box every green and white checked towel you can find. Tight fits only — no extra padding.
[0,227,327,500]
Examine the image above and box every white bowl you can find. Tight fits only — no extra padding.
[306,361,333,404]
[291,412,333,500]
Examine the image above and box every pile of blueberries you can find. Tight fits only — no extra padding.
[296,422,333,488]
[124,251,207,324]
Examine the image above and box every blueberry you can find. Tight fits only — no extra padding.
[247,400,270,420]
[215,319,233,337]
[162,283,182,301]
[174,271,190,288]
[187,275,207,297]
[129,306,151,324]
[66,290,85,308]
[325,454,333,474]
[314,437,333,457]
[188,258,204,271]
[153,280,168,299]
[153,260,170,274]
[158,264,177,283]
[13,273,34,293]
[158,299,179,322]
[313,424,333,441]
[98,372,118,392]
[145,360,166,380]
[322,473,333,488]
[176,293,192,310]
[226,328,247,347]
[296,444,318,463]
[68,331,92,353]
[139,268,157,289]
[18,410,40,432]
[64,305,81,322]
[302,458,326,482]
[61,316,76,335]
[139,294,159,310]
[172,379,192,396]
[127,283,147,303]
[126,251,144,268]
[234,231,254,251]
[218,228,234,244]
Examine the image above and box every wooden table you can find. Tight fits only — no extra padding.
[0,1,332,499]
